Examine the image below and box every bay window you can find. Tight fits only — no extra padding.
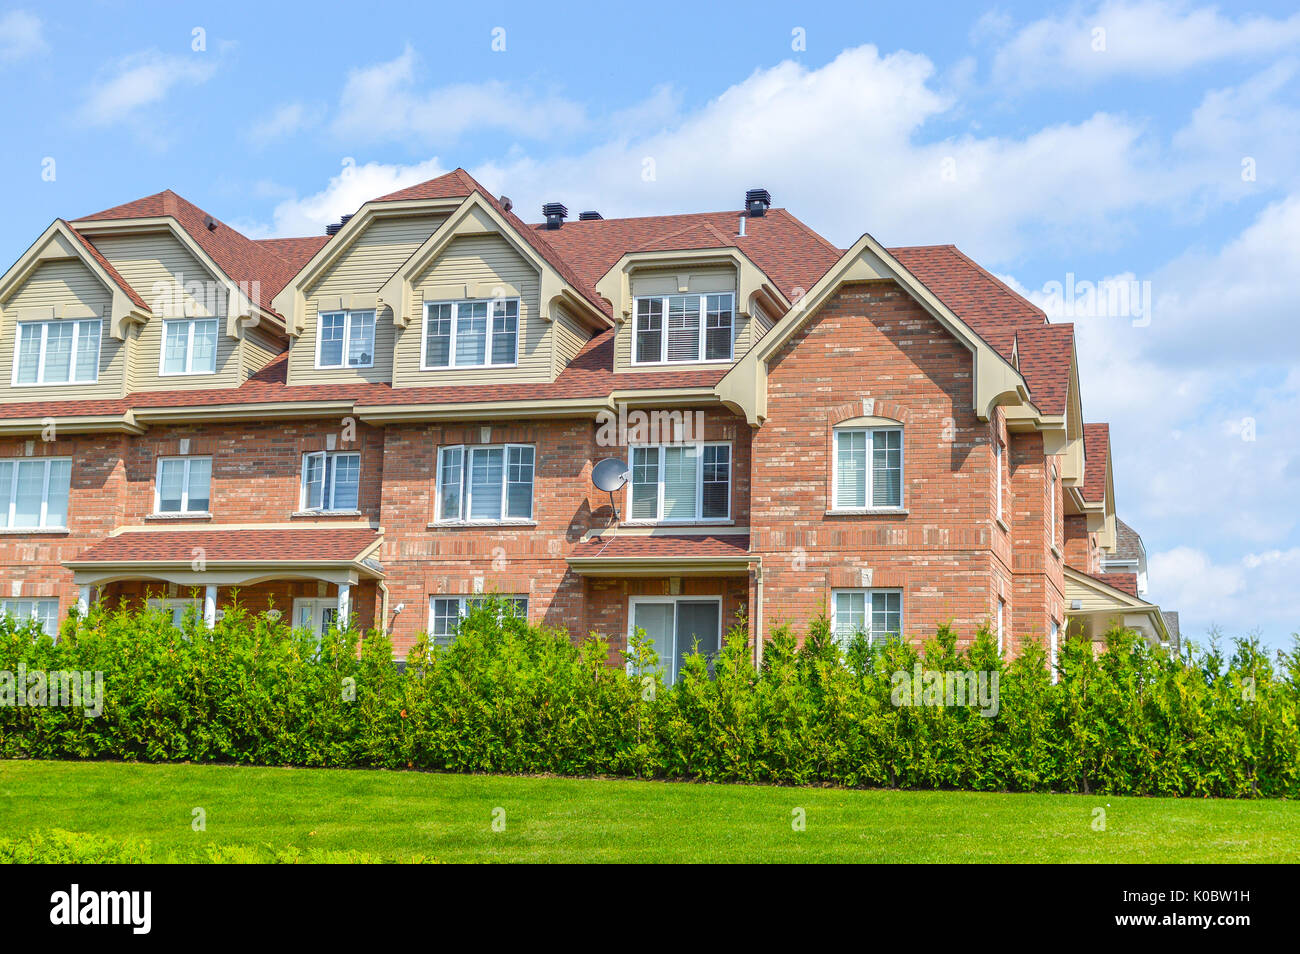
[435,444,534,522]
[833,427,902,510]
[0,457,71,529]
[161,318,218,375]
[629,443,730,522]
[633,293,734,364]
[155,456,212,514]
[13,319,101,385]
[299,451,360,512]
[317,310,375,369]
[422,298,519,369]
[831,589,902,648]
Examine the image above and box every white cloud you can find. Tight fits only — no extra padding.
[991,0,1300,88]
[330,46,587,145]
[80,51,218,126]
[0,10,44,63]
[237,157,451,238]
[1150,545,1300,643]
[246,101,321,146]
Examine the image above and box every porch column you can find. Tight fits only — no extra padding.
[77,584,92,616]
[203,584,217,629]
[337,582,351,626]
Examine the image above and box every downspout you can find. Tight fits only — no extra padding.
[378,581,390,635]
[753,557,764,671]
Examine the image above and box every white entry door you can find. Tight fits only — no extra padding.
[629,597,722,686]
[292,598,337,641]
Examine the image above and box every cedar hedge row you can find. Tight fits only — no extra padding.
[1,598,1296,797]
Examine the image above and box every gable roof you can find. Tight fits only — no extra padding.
[74,190,306,309]
[1082,422,1111,503]
[58,219,150,311]
[1013,323,1073,416]
[1111,518,1146,563]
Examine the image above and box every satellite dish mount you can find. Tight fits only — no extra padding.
[591,457,630,523]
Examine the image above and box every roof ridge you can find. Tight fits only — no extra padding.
[771,208,845,257]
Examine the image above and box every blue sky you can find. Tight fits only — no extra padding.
[3,0,1298,650]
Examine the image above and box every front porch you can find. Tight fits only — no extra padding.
[63,527,385,637]
[1063,565,1171,649]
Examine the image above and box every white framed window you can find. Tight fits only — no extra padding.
[12,319,101,386]
[316,310,375,369]
[154,456,212,515]
[160,318,218,376]
[1049,618,1059,683]
[632,293,734,364]
[1,598,58,639]
[832,427,902,510]
[0,457,71,529]
[996,598,1006,654]
[627,443,730,523]
[292,598,338,643]
[146,597,201,628]
[428,594,528,647]
[1049,464,1058,547]
[435,444,534,522]
[299,451,360,512]
[995,439,1005,523]
[627,595,722,686]
[831,589,903,648]
[422,298,519,369]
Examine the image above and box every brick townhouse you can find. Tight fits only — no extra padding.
[0,169,1176,681]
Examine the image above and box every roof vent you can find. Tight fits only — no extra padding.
[745,188,771,217]
[542,202,568,230]
[203,215,218,231]
[339,213,354,227]
[578,210,603,221]
[325,222,343,236]
[499,195,513,212]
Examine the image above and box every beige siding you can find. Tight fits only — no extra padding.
[394,233,548,387]
[92,232,245,393]
[614,266,748,373]
[552,305,590,375]
[291,214,446,386]
[0,259,126,403]
[240,324,285,380]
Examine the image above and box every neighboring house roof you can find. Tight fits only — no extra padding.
[67,527,380,563]
[1081,423,1111,503]
[1161,611,1181,645]
[1111,518,1146,564]
[73,189,306,308]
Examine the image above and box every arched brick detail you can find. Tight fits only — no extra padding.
[827,398,912,426]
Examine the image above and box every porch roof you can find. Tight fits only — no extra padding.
[567,532,753,576]
[1064,564,1168,646]
[64,527,383,587]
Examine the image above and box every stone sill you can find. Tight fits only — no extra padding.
[291,510,364,519]
[0,527,69,536]
[145,512,213,521]
[427,520,539,530]
[823,509,909,517]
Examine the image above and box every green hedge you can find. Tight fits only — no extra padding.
[1,598,1297,797]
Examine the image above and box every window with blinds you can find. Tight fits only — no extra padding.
[1,598,59,639]
[833,427,903,509]
[13,319,101,385]
[428,595,528,646]
[628,443,730,522]
[316,310,375,369]
[0,458,71,529]
[832,589,902,647]
[422,299,519,369]
[633,293,734,363]
[435,444,534,522]
[154,456,212,514]
[299,451,360,512]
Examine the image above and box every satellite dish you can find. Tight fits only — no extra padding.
[592,457,629,492]
[592,457,629,522]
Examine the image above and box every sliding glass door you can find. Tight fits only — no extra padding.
[629,597,722,685]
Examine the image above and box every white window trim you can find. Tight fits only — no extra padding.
[1049,618,1060,684]
[434,443,536,524]
[831,588,904,646]
[625,594,723,687]
[427,594,529,642]
[11,319,102,387]
[995,439,1005,523]
[830,427,904,512]
[996,599,1006,654]
[314,309,376,370]
[298,451,361,512]
[158,317,219,377]
[630,292,736,366]
[420,298,520,371]
[1049,463,1058,547]
[1,456,71,529]
[1,598,59,639]
[291,597,338,643]
[153,456,213,515]
[625,441,732,525]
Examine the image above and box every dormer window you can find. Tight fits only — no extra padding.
[13,319,101,385]
[633,293,733,364]
[160,318,218,376]
[316,310,374,369]
[422,299,519,369]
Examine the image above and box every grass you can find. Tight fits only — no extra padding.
[1,759,1297,863]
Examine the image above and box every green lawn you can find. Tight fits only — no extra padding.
[1,759,1296,862]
